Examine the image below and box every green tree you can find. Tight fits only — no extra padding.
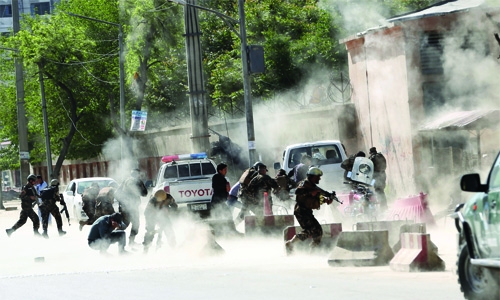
[196,0,346,116]
[123,0,189,128]
[0,0,122,178]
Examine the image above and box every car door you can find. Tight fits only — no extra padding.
[64,180,77,215]
[484,151,500,257]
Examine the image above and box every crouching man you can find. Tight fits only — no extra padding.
[88,212,129,255]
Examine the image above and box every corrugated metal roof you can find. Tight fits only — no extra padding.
[419,109,500,132]
[388,0,485,23]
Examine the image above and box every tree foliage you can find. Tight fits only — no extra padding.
[197,0,346,116]
[0,0,435,173]
[0,0,121,176]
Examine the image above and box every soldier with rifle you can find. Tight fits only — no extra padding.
[39,179,67,238]
[285,167,341,254]
[5,174,41,237]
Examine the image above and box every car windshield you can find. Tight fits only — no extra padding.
[77,180,113,194]
[288,145,342,169]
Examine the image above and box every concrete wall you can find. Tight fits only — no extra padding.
[34,104,357,187]
[345,26,418,199]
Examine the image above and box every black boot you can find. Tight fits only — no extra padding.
[5,228,14,237]
[42,230,49,239]
[58,228,67,236]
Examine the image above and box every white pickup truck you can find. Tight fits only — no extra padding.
[151,153,217,215]
[274,140,347,190]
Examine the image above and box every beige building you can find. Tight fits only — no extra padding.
[341,0,500,205]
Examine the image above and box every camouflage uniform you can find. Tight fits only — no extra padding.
[118,172,148,244]
[94,187,116,220]
[293,179,325,245]
[39,186,65,237]
[240,173,278,216]
[7,181,40,235]
[237,167,259,215]
[81,184,100,225]
[369,150,387,210]
[274,169,295,201]
[143,193,177,252]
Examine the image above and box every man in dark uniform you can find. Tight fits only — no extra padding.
[94,182,118,220]
[341,151,366,181]
[79,182,100,230]
[285,167,336,254]
[6,174,41,237]
[274,169,295,201]
[236,162,261,219]
[238,163,279,219]
[118,168,148,246]
[88,212,128,255]
[211,163,231,219]
[369,147,388,211]
[39,179,67,238]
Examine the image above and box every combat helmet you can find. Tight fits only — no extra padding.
[307,167,323,176]
[27,174,37,181]
[253,161,266,169]
[50,179,59,186]
[154,190,167,202]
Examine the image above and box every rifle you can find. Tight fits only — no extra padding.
[317,188,343,205]
[59,193,71,226]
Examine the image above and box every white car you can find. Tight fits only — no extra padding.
[62,177,117,222]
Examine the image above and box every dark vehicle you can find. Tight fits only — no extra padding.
[453,150,500,299]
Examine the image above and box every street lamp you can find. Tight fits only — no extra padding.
[67,13,126,157]
[171,0,257,166]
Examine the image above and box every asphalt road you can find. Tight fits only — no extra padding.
[0,200,464,300]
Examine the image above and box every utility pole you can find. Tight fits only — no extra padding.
[39,64,53,178]
[171,0,256,166]
[183,0,210,155]
[12,0,31,183]
[238,0,256,166]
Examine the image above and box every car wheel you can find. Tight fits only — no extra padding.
[457,243,500,299]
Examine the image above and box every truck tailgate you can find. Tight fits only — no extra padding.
[166,179,213,204]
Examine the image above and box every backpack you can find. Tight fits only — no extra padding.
[238,168,258,186]
[40,186,57,201]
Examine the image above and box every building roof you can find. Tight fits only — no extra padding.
[388,0,485,23]
[341,0,488,43]
[419,109,500,132]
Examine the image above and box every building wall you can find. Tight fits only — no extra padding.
[346,26,418,199]
[32,105,356,187]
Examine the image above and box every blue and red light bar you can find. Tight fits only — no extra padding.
[161,152,207,163]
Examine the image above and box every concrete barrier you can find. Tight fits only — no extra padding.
[328,230,395,267]
[200,229,225,256]
[355,220,414,252]
[245,215,295,235]
[387,192,436,225]
[203,219,242,237]
[391,223,439,254]
[390,232,445,272]
[283,223,342,254]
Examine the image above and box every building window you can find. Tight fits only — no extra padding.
[31,2,51,16]
[0,5,12,18]
[422,81,445,114]
[420,31,443,75]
